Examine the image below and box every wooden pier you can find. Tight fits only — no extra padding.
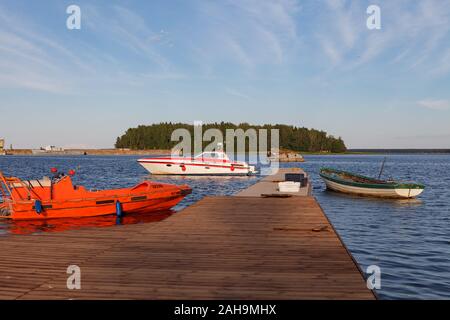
[236,167,312,197]
[0,169,375,300]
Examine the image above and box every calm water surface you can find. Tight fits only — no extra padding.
[1,154,449,299]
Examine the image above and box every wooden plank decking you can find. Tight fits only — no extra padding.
[236,168,312,197]
[0,195,375,300]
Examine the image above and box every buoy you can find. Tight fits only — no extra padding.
[68,169,76,176]
[34,200,43,214]
[50,168,58,173]
[116,200,123,217]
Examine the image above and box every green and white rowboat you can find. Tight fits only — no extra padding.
[319,168,425,199]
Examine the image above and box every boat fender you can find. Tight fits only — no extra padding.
[34,200,43,214]
[116,200,123,217]
[230,165,235,171]
[180,164,186,172]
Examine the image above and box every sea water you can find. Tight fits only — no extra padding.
[1,154,449,299]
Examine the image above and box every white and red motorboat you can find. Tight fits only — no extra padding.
[138,151,256,175]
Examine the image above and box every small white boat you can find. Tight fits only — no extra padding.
[138,151,256,176]
[320,168,425,199]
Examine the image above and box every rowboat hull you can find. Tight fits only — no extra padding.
[320,168,425,199]
[322,177,424,199]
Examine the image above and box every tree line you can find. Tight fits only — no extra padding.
[115,122,347,153]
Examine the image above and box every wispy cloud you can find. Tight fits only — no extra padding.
[225,87,251,100]
[417,99,450,111]
[318,36,342,65]
[83,5,173,70]
[315,0,450,75]
[0,3,182,94]
[316,0,363,66]
[432,48,450,75]
[191,0,300,70]
[0,7,72,93]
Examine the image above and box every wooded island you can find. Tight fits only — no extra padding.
[115,123,347,153]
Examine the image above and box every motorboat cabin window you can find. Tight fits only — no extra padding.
[195,152,228,160]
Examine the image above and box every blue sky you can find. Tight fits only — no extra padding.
[1,0,449,149]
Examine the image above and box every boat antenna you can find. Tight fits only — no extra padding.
[378,157,387,180]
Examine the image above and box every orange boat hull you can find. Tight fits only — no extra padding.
[10,193,187,220]
[1,173,191,220]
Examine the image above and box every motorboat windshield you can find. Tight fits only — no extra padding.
[194,151,230,161]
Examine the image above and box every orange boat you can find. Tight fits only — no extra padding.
[0,169,191,220]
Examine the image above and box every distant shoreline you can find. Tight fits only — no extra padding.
[303,149,450,155]
[1,149,172,156]
[2,148,449,156]
[347,149,450,154]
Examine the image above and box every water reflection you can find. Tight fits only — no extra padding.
[1,210,173,235]
[321,189,424,208]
